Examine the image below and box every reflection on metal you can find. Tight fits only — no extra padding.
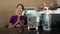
[28,26,30,31]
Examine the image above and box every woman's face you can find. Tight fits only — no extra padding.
[17,5,23,14]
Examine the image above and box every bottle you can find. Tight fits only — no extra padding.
[43,11,51,31]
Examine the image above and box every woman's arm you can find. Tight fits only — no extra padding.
[8,22,18,28]
[8,16,20,28]
[8,21,19,28]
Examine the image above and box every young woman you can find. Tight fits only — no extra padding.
[8,4,27,33]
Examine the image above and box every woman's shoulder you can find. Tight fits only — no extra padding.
[20,16,27,19]
[20,16,27,18]
[11,15,18,18]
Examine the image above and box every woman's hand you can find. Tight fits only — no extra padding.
[16,16,20,23]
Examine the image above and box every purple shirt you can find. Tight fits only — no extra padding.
[9,15,27,25]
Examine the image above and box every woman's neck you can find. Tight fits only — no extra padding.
[17,14,22,16]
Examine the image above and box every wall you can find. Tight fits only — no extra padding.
[57,0,60,5]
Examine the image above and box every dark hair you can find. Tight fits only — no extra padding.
[16,4,24,10]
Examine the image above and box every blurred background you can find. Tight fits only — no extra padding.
[0,0,60,28]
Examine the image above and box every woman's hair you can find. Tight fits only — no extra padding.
[16,4,24,10]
